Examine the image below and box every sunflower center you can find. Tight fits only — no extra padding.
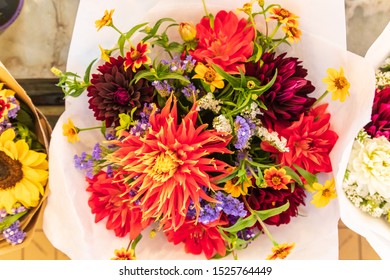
[271,176,281,185]
[151,150,182,182]
[204,69,216,83]
[0,151,23,190]
[130,50,141,61]
[334,77,348,90]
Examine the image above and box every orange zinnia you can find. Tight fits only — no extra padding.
[124,41,151,72]
[108,95,232,230]
[266,242,295,260]
[264,167,291,190]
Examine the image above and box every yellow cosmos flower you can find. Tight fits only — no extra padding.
[322,67,350,102]
[99,45,112,62]
[282,23,302,43]
[268,7,299,26]
[192,63,224,93]
[95,9,114,31]
[62,118,80,143]
[310,178,337,208]
[0,129,48,213]
[266,242,295,260]
[111,247,136,260]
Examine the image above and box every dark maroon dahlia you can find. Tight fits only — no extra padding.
[364,87,390,140]
[87,55,154,127]
[245,52,316,125]
[247,185,306,227]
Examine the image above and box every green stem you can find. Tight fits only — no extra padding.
[78,125,104,132]
[242,197,278,247]
[202,0,209,16]
[312,90,329,107]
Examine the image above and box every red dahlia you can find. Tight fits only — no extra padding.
[246,52,316,125]
[87,55,154,127]
[86,171,151,240]
[364,87,390,140]
[247,185,306,227]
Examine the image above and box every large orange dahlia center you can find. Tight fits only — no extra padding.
[151,150,182,182]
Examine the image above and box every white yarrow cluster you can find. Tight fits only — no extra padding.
[196,92,223,113]
[375,69,390,88]
[212,114,232,134]
[256,126,289,152]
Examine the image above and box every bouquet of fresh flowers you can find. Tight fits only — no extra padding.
[339,22,390,259]
[0,62,50,254]
[46,0,375,260]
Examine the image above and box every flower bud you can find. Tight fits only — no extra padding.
[179,22,196,42]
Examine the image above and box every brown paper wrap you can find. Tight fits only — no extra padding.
[0,62,51,255]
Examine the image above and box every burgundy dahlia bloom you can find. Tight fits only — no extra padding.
[247,185,306,227]
[364,87,390,140]
[87,55,154,127]
[246,52,316,125]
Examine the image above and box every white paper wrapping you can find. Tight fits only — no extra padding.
[337,22,390,260]
[43,0,375,260]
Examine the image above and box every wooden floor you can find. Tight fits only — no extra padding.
[0,215,381,260]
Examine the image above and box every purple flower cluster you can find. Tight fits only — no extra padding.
[152,80,173,97]
[215,191,247,217]
[74,152,94,179]
[234,116,255,150]
[130,103,152,136]
[162,55,196,74]
[2,220,26,246]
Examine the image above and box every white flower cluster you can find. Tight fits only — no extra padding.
[375,69,390,89]
[343,172,390,221]
[256,126,289,152]
[196,92,223,113]
[212,114,232,134]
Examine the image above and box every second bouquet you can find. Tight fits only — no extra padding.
[45,0,375,260]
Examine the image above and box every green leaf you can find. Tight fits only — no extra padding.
[0,211,27,231]
[125,22,149,40]
[253,201,290,220]
[283,166,303,185]
[293,164,318,186]
[83,58,97,84]
[142,18,176,42]
[222,214,257,233]
[212,64,242,89]
[118,34,126,56]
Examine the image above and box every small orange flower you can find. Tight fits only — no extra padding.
[62,118,80,143]
[111,248,136,260]
[264,167,291,190]
[95,9,114,31]
[282,23,302,43]
[266,242,295,260]
[224,177,252,197]
[192,63,224,93]
[124,41,151,72]
[268,7,299,26]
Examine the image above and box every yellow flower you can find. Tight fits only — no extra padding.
[111,247,136,260]
[322,67,350,102]
[310,178,337,208]
[266,242,295,260]
[99,45,112,62]
[224,178,251,198]
[62,118,80,143]
[179,22,197,42]
[95,9,114,31]
[268,7,299,26]
[192,63,224,93]
[0,129,48,212]
[282,23,302,43]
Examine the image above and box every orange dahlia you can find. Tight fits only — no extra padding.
[108,95,232,231]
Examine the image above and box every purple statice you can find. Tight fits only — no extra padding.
[106,165,113,178]
[0,209,7,221]
[198,204,220,225]
[74,152,94,179]
[130,103,152,136]
[181,82,198,98]
[6,96,20,119]
[162,55,196,74]
[215,191,247,218]
[233,116,254,150]
[186,201,197,220]
[237,228,256,241]
[152,80,173,98]
[2,220,26,246]
[92,143,102,160]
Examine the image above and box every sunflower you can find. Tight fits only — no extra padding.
[0,129,48,212]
